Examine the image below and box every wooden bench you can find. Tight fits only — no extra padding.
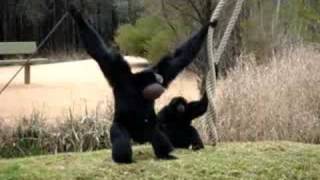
[0,42,150,85]
[0,42,39,84]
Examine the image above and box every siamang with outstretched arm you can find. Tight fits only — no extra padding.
[158,92,208,150]
[68,5,217,163]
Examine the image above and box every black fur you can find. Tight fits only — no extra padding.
[158,92,208,150]
[68,5,216,163]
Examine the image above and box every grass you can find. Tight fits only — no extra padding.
[0,141,319,180]
[214,46,320,143]
[0,110,113,158]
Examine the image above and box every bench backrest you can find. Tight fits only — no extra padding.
[0,42,37,55]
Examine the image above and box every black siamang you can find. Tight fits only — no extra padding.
[158,92,208,150]
[68,6,217,163]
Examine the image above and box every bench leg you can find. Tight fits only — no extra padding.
[24,63,30,85]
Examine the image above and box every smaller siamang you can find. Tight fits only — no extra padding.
[158,92,208,150]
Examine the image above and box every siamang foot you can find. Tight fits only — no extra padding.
[192,144,205,151]
[112,158,133,164]
[157,154,177,160]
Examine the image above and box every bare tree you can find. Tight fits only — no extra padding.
[158,0,242,80]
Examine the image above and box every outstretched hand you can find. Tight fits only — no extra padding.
[209,20,218,28]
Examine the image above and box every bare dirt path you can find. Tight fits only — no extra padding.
[0,57,199,121]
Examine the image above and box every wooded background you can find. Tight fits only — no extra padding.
[0,0,135,52]
[0,0,319,71]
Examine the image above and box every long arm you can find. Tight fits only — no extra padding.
[152,21,217,87]
[189,126,204,150]
[157,106,172,124]
[68,6,132,86]
[186,92,208,120]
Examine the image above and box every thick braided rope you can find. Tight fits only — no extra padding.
[204,0,227,146]
[205,0,245,145]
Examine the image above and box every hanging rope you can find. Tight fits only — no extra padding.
[0,12,69,96]
[205,0,246,145]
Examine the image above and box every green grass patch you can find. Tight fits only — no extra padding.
[0,141,319,180]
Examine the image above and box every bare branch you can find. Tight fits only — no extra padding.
[161,0,178,35]
[166,1,202,23]
[185,0,206,23]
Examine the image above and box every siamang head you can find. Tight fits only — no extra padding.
[133,70,165,100]
[169,97,188,114]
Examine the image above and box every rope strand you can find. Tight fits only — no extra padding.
[205,0,246,145]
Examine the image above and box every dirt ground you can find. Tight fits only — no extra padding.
[0,57,199,122]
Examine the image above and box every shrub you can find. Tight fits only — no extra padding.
[115,24,146,55]
[145,29,175,61]
[115,16,178,63]
[116,16,163,56]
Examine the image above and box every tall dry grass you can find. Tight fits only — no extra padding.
[0,103,114,158]
[215,46,320,143]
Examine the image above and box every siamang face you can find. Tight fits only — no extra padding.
[133,70,165,100]
[170,97,188,114]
